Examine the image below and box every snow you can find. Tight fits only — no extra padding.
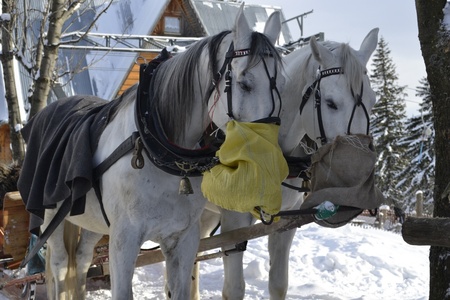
[0,13,11,21]
[85,223,429,299]
[444,2,450,30]
[14,124,22,132]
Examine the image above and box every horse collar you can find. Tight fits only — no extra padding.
[134,49,220,177]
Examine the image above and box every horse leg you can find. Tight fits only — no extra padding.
[189,208,221,300]
[108,224,142,300]
[163,223,201,299]
[268,228,297,300]
[220,209,253,300]
[75,229,104,299]
[43,213,71,300]
[268,188,304,300]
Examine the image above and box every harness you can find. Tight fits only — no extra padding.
[93,39,283,226]
[213,43,282,124]
[299,67,370,145]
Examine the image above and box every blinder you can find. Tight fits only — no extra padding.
[299,67,370,145]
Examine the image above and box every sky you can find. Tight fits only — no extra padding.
[80,222,429,299]
[245,0,426,117]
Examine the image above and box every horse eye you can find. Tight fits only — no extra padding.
[326,100,338,110]
[238,81,252,92]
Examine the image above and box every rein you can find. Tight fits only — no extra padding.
[299,67,370,145]
[257,203,363,226]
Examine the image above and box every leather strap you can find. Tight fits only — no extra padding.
[20,197,72,269]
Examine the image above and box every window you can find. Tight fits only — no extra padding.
[164,16,181,35]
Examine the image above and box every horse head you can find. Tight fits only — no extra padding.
[151,4,284,148]
[280,29,383,228]
[280,28,379,152]
[208,5,285,129]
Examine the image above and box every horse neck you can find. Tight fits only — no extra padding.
[279,48,313,155]
[153,49,212,149]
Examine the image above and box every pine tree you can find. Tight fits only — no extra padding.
[397,78,434,214]
[369,36,408,208]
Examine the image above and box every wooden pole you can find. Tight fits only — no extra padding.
[402,217,450,247]
[86,214,316,277]
[134,214,315,268]
[415,191,423,217]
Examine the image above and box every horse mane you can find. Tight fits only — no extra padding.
[109,84,138,121]
[303,41,367,101]
[151,30,282,143]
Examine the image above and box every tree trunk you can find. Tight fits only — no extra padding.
[29,0,66,118]
[28,0,86,118]
[415,0,450,299]
[0,0,25,162]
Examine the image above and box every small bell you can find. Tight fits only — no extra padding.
[301,180,311,193]
[179,175,194,195]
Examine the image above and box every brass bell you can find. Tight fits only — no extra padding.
[179,175,194,195]
[301,180,311,194]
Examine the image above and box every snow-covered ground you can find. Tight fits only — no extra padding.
[86,222,429,299]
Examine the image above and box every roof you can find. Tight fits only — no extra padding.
[190,0,292,45]
[85,1,170,99]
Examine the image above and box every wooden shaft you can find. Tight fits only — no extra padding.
[402,217,450,248]
[98,214,315,276]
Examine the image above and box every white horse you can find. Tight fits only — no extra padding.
[17,7,286,300]
[198,28,380,299]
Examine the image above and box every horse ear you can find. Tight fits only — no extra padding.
[263,11,281,45]
[233,3,252,49]
[358,28,379,65]
[310,37,334,67]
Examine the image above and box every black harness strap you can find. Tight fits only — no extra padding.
[257,204,363,226]
[92,131,141,227]
[281,181,309,192]
[348,82,370,135]
[261,57,282,120]
[299,67,342,145]
[299,67,370,144]
[215,42,281,124]
[20,197,72,269]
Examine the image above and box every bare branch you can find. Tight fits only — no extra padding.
[60,0,114,46]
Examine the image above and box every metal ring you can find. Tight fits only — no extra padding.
[258,207,274,225]
[135,56,147,65]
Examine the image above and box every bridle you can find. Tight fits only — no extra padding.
[299,67,371,145]
[211,40,282,125]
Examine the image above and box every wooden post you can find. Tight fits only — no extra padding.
[1,191,30,268]
[415,191,423,217]
[402,217,450,247]
[0,123,12,163]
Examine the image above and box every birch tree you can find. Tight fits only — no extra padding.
[0,0,112,161]
[1,0,25,162]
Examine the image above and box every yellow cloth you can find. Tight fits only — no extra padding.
[201,120,288,219]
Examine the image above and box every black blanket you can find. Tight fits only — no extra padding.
[18,95,122,235]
